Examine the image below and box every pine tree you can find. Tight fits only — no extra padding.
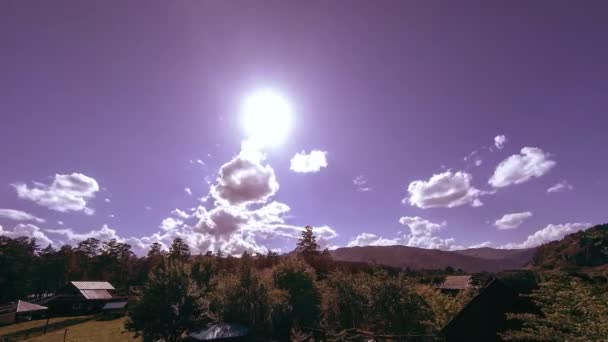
[295,226,319,259]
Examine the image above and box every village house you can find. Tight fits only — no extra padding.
[0,300,48,325]
[45,281,116,315]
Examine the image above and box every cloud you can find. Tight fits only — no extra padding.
[494,211,533,230]
[0,223,54,246]
[399,216,459,250]
[494,135,507,150]
[503,222,590,249]
[353,175,372,192]
[399,216,445,236]
[547,180,574,193]
[347,216,460,250]
[468,241,493,248]
[347,233,400,247]
[0,209,45,223]
[160,217,184,231]
[184,187,192,196]
[406,171,484,208]
[489,147,556,188]
[171,208,190,220]
[13,173,99,214]
[144,206,152,211]
[290,150,328,173]
[210,143,279,206]
[464,150,483,167]
[104,198,111,203]
[46,224,122,244]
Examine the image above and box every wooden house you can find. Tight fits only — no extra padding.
[0,300,48,325]
[45,281,115,315]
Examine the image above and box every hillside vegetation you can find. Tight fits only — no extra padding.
[532,223,608,270]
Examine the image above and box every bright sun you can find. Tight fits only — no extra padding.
[241,89,293,148]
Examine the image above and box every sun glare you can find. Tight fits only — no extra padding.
[241,89,293,148]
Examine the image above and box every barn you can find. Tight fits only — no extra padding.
[0,300,48,325]
[45,281,115,315]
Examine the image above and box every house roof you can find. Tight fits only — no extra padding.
[79,289,112,300]
[440,275,472,289]
[188,323,249,340]
[102,301,128,310]
[16,300,47,313]
[71,281,115,290]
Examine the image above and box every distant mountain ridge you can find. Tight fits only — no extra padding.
[329,245,536,273]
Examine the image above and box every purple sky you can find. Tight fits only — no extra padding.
[1,1,607,255]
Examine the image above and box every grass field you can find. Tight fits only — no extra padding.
[0,316,141,342]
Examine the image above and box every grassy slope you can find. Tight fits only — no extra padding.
[0,316,141,342]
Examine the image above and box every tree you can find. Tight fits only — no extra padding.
[169,238,191,261]
[416,285,472,332]
[295,226,320,260]
[210,253,272,332]
[502,276,608,341]
[0,236,38,302]
[272,258,320,331]
[321,272,368,330]
[126,259,212,342]
[366,271,432,334]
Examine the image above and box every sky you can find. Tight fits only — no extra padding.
[1,1,607,255]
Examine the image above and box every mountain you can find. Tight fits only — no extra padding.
[532,223,608,270]
[330,245,536,273]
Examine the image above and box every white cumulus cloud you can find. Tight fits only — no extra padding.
[0,209,45,223]
[210,143,279,206]
[494,135,507,150]
[494,211,533,230]
[290,150,328,173]
[406,171,484,209]
[489,147,556,188]
[13,173,99,214]
[503,222,590,249]
[0,223,54,246]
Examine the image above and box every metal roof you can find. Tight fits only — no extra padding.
[71,281,115,290]
[102,301,128,310]
[16,300,47,313]
[440,275,472,290]
[189,323,249,340]
[79,289,113,300]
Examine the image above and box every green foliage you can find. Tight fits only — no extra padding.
[416,285,472,332]
[272,257,321,330]
[321,272,368,330]
[295,226,320,260]
[502,275,608,341]
[169,238,191,261]
[209,252,272,331]
[365,271,431,334]
[125,259,212,342]
[533,223,608,270]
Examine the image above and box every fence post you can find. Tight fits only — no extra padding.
[63,328,68,342]
[44,316,50,334]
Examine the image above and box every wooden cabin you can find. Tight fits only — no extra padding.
[438,275,473,294]
[45,281,115,315]
[0,300,48,325]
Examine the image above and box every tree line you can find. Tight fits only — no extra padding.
[2,225,608,341]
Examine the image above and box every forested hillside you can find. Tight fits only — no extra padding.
[532,223,608,270]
